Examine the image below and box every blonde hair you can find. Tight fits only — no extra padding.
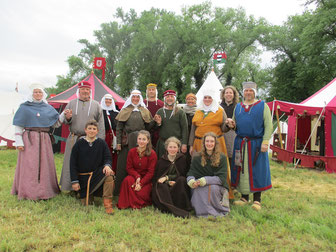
[164,137,181,150]
[137,130,152,156]
[220,86,239,105]
[200,132,221,167]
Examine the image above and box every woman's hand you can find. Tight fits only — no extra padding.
[192,180,200,189]
[189,146,193,156]
[103,166,114,176]
[181,144,187,153]
[17,146,24,151]
[72,183,80,191]
[226,118,236,129]
[261,144,268,152]
[154,114,162,125]
[116,144,121,151]
[158,176,167,183]
[168,181,176,187]
[134,177,142,191]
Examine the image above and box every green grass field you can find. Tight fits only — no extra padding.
[1,149,335,251]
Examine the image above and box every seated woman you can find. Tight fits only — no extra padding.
[187,132,230,217]
[152,137,192,218]
[117,130,157,209]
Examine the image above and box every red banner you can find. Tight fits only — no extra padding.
[93,57,106,69]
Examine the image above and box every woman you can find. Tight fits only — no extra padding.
[187,132,230,217]
[12,83,61,200]
[101,94,119,172]
[220,86,239,165]
[183,93,197,167]
[117,130,157,209]
[188,89,233,199]
[114,90,155,195]
[152,137,192,218]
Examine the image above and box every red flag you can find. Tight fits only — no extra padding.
[93,57,106,69]
[213,52,227,64]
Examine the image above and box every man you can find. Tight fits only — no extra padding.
[143,83,164,148]
[226,81,272,211]
[154,90,188,158]
[70,120,114,214]
[60,81,105,192]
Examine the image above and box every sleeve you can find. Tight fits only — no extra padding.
[176,155,188,177]
[102,141,113,167]
[180,110,189,145]
[188,123,196,146]
[70,142,80,183]
[140,151,157,185]
[126,149,141,179]
[221,109,229,133]
[116,120,125,145]
[96,105,106,140]
[14,126,24,147]
[262,103,273,145]
[52,112,63,128]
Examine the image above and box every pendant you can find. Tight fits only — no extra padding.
[245,105,249,109]
[37,112,40,117]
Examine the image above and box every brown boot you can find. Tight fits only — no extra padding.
[103,198,114,215]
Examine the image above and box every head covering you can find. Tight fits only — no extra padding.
[197,89,219,113]
[27,83,48,103]
[163,90,176,97]
[242,81,257,96]
[121,90,146,111]
[100,94,119,115]
[146,83,158,106]
[185,93,197,101]
[78,81,91,89]
[163,90,177,119]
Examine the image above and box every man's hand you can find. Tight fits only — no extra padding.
[261,144,268,152]
[103,166,114,176]
[64,109,73,120]
[116,144,121,151]
[17,146,24,151]
[226,118,236,129]
[181,144,187,153]
[72,183,80,191]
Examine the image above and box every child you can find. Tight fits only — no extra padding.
[70,120,115,214]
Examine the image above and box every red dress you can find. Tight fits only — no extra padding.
[117,148,157,209]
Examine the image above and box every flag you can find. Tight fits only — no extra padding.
[213,52,227,64]
[93,57,106,69]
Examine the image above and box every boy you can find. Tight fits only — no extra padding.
[70,120,115,214]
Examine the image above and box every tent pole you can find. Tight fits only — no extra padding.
[294,116,298,168]
[275,103,287,169]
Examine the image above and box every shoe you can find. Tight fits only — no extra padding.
[233,198,248,206]
[103,198,114,215]
[251,201,261,211]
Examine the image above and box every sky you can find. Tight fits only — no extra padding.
[0,0,308,95]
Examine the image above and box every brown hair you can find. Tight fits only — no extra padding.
[137,130,152,156]
[220,85,239,105]
[85,119,98,129]
[164,137,181,150]
[200,132,221,167]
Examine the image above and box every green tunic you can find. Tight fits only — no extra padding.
[155,108,188,158]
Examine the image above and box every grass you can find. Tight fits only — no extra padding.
[1,149,336,251]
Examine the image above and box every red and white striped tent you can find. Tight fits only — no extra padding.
[269,78,336,173]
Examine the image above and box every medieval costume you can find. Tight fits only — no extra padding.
[12,84,61,200]
[187,153,230,217]
[152,153,192,218]
[101,94,119,172]
[231,82,272,209]
[155,90,189,159]
[117,147,157,209]
[189,89,233,199]
[114,90,154,195]
[144,83,164,148]
[59,81,105,191]
[70,137,114,208]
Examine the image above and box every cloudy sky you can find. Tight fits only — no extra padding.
[0,0,308,95]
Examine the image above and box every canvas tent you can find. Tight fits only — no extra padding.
[0,91,24,147]
[268,78,336,173]
[48,72,125,109]
[196,70,223,103]
[48,72,125,153]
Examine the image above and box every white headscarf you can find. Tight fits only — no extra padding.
[27,83,48,103]
[100,94,119,115]
[197,89,219,113]
[121,90,146,111]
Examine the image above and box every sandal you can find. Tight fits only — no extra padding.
[233,198,248,206]
[251,201,261,211]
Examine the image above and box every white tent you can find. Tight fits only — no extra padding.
[0,91,24,146]
[196,71,223,104]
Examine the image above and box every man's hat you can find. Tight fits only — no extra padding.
[242,81,257,95]
[147,83,157,88]
[163,90,176,97]
[78,81,91,89]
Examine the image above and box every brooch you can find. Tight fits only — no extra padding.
[37,113,40,117]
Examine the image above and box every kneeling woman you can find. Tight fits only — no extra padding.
[118,130,157,209]
[152,137,192,218]
[187,132,230,217]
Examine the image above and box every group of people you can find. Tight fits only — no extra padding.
[11,80,272,217]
